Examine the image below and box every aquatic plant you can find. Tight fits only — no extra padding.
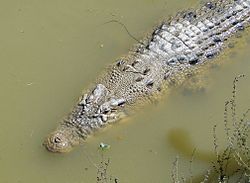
[172,75,250,182]
[96,143,119,183]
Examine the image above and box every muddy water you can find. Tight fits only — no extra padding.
[0,0,250,182]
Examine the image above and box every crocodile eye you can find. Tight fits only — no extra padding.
[54,136,61,143]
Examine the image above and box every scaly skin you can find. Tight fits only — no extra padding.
[44,0,250,153]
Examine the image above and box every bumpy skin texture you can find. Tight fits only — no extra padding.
[44,0,250,153]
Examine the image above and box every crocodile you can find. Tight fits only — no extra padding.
[44,0,250,153]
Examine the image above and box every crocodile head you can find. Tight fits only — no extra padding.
[44,125,81,153]
[44,84,126,153]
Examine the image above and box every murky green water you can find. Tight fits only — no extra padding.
[1,0,250,182]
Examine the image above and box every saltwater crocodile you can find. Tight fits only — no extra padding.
[44,0,250,153]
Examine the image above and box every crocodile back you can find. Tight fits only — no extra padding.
[100,0,250,104]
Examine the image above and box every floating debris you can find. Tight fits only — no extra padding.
[99,142,110,150]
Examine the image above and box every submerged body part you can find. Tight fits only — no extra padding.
[44,0,250,153]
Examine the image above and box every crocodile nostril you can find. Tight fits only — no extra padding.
[54,136,61,143]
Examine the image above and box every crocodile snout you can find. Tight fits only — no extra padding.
[44,130,74,153]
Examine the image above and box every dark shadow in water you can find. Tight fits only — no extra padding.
[167,128,216,162]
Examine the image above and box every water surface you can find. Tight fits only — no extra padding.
[0,0,250,182]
